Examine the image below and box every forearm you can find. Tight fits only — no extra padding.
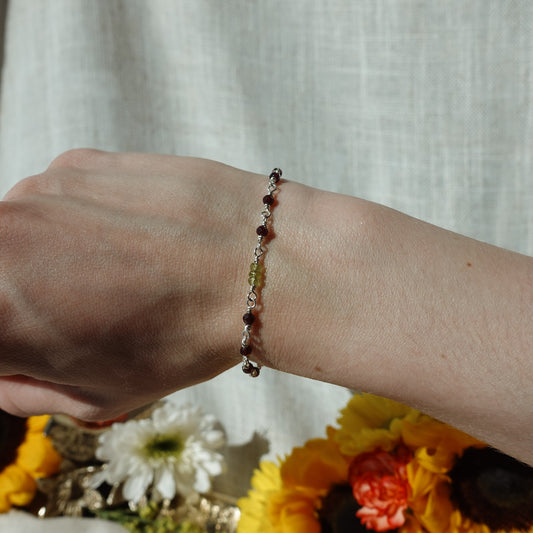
[1,152,530,464]
[259,182,533,463]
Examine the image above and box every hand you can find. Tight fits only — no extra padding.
[0,150,269,419]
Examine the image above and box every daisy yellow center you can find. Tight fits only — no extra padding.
[142,433,184,460]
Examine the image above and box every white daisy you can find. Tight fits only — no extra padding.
[90,402,225,503]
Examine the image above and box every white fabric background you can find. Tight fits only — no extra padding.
[0,1,531,531]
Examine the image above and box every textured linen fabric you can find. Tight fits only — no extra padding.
[0,1,531,531]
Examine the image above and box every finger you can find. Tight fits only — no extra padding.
[0,375,107,420]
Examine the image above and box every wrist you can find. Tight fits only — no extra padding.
[253,182,369,381]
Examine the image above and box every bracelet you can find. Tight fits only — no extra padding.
[240,168,282,377]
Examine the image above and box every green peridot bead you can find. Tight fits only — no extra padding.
[248,262,264,286]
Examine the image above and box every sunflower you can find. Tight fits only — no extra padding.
[405,418,533,533]
[448,447,533,533]
[0,411,62,512]
[237,428,356,533]
[403,417,485,474]
[335,393,430,456]
[236,461,282,533]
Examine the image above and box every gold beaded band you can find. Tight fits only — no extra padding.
[240,168,282,377]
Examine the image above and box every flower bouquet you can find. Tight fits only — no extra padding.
[1,393,533,532]
[237,393,533,533]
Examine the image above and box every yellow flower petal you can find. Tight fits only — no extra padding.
[280,434,348,492]
[407,460,439,505]
[16,434,61,478]
[449,509,492,533]
[238,432,348,533]
[0,464,36,510]
[417,481,455,533]
[25,415,50,433]
[277,497,321,533]
[237,461,282,533]
[0,414,61,513]
[335,393,427,455]
[402,418,484,474]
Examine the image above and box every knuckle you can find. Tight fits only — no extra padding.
[47,148,108,170]
[0,200,49,260]
[3,173,54,200]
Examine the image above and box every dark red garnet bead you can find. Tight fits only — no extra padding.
[270,169,282,183]
[243,311,255,325]
[240,345,252,356]
[256,225,268,236]
[263,194,274,206]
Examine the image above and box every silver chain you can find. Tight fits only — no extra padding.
[240,169,282,377]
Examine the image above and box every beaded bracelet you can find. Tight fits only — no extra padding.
[240,168,282,377]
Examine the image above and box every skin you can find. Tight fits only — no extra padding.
[0,149,531,464]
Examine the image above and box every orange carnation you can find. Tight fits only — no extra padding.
[349,445,412,531]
